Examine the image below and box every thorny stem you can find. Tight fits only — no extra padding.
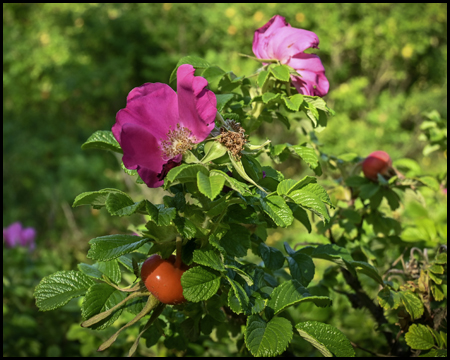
[351,342,396,357]
[382,247,408,281]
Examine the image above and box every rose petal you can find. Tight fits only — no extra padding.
[120,122,167,187]
[176,64,217,142]
[288,53,329,96]
[3,222,22,248]
[20,227,36,247]
[253,15,290,59]
[267,27,319,63]
[113,83,179,145]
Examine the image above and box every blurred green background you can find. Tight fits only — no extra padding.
[3,3,447,357]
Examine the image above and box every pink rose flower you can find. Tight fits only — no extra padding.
[113,64,217,188]
[253,15,329,97]
[3,222,36,250]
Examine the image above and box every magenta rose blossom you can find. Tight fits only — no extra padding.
[3,222,36,250]
[253,15,329,97]
[113,64,217,188]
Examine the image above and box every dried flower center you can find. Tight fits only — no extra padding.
[160,123,196,160]
[218,120,248,159]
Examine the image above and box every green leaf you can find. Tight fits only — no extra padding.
[434,252,447,265]
[295,321,355,357]
[416,176,440,191]
[96,261,122,284]
[78,260,122,284]
[197,171,226,201]
[145,202,177,226]
[377,287,402,310]
[105,193,144,217]
[405,324,435,350]
[144,221,178,243]
[288,189,330,223]
[164,164,209,188]
[201,66,226,88]
[260,195,294,228]
[341,209,362,224]
[34,271,95,311]
[345,176,370,187]
[201,141,228,163]
[270,64,291,82]
[227,277,250,314]
[429,264,445,274]
[303,96,334,114]
[348,260,384,285]
[288,203,312,233]
[216,94,235,112]
[298,183,333,207]
[257,70,270,88]
[359,183,380,200]
[181,266,221,302]
[241,154,264,182]
[259,243,285,270]
[305,102,320,127]
[245,315,293,357]
[77,263,104,280]
[282,94,303,111]
[383,188,401,211]
[87,235,151,262]
[81,130,122,153]
[420,349,448,357]
[169,56,210,83]
[277,176,317,196]
[310,244,354,272]
[173,216,198,239]
[225,265,254,287]
[210,170,251,195]
[287,253,315,287]
[267,280,332,316]
[262,92,280,104]
[399,291,424,320]
[72,188,126,208]
[192,249,224,271]
[81,283,127,330]
[219,224,251,258]
[288,145,322,175]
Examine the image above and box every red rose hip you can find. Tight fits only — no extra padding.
[141,254,189,305]
[362,151,392,181]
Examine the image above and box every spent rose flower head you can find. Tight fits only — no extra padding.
[253,15,329,97]
[3,221,36,250]
[113,64,217,188]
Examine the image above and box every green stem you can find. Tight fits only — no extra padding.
[81,290,150,328]
[215,111,226,127]
[238,53,279,63]
[97,294,160,352]
[285,81,292,96]
[175,236,182,268]
[101,275,141,292]
[127,302,166,357]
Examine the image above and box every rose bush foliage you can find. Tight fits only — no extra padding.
[33,13,447,358]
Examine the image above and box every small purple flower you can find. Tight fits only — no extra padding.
[253,15,329,97]
[3,222,36,250]
[113,64,217,188]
